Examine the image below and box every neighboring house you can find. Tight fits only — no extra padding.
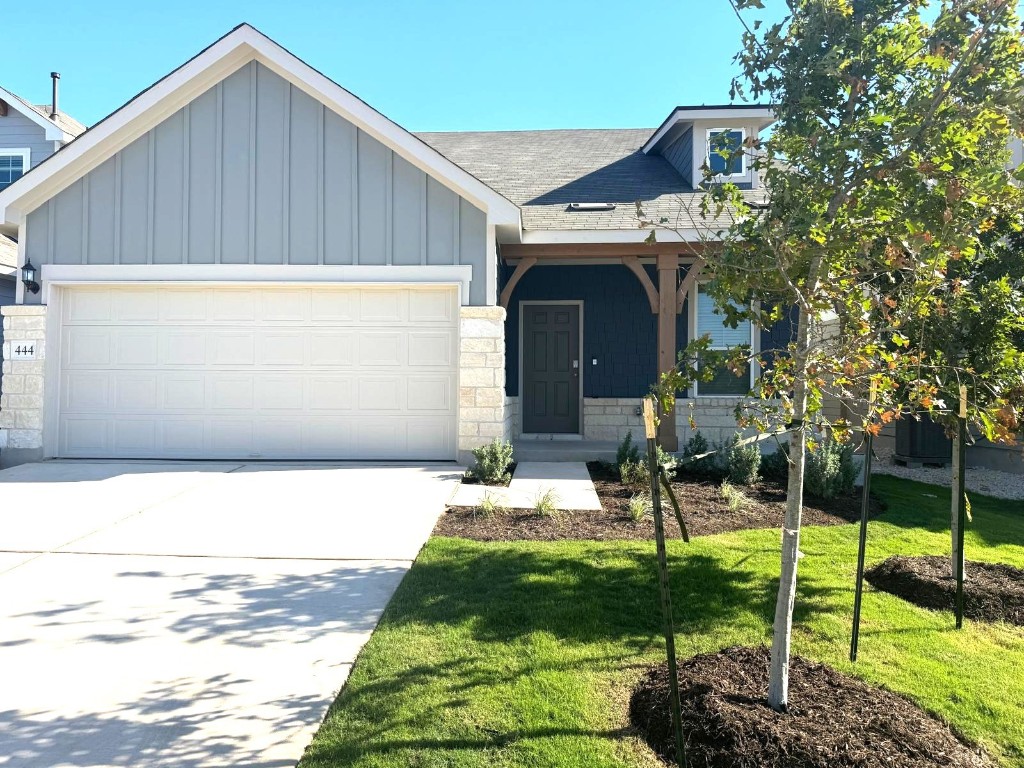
[0,24,787,467]
[0,82,85,408]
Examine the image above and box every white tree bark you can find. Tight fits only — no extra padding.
[768,308,812,712]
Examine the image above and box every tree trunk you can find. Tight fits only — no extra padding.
[768,307,812,712]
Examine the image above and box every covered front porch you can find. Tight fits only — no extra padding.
[498,242,709,452]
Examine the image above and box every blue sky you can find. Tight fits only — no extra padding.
[4,0,777,131]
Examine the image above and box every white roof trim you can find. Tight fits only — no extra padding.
[642,106,774,155]
[0,86,72,142]
[517,228,723,245]
[0,24,522,232]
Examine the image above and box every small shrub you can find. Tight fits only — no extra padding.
[627,492,652,523]
[533,487,561,518]
[475,491,506,519]
[761,442,791,485]
[616,432,642,470]
[726,433,761,486]
[719,480,750,512]
[805,436,857,500]
[469,438,514,485]
[619,459,651,490]
[681,431,721,477]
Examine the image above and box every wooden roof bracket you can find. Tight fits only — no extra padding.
[621,256,660,314]
[676,258,705,314]
[499,256,537,309]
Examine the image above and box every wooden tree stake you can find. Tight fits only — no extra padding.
[955,385,968,629]
[850,380,877,662]
[643,397,687,767]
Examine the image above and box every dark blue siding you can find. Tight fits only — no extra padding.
[504,264,688,398]
[502,263,797,398]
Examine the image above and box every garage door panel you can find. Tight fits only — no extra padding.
[113,419,158,453]
[112,288,161,322]
[359,290,405,323]
[407,375,453,411]
[113,375,159,411]
[159,419,205,454]
[64,328,113,367]
[160,289,209,322]
[261,289,310,322]
[210,332,256,366]
[358,332,403,366]
[309,332,356,367]
[358,377,403,411]
[309,377,355,410]
[259,332,308,366]
[162,332,207,366]
[211,376,254,409]
[409,290,455,323]
[64,372,111,411]
[256,377,305,410]
[311,290,358,322]
[163,376,206,410]
[66,290,113,323]
[408,331,455,367]
[62,417,112,455]
[210,289,257,321]
[57,285,457,459]
[115,332,160,366]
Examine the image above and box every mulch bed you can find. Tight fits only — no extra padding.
[434,464,883,542]
[629,646,992,768]
[865,555,1024,627]
[590,463,883,538]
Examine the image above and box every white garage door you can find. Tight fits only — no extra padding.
[57,285,459,460]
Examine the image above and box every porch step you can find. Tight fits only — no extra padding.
[513,439,619,463]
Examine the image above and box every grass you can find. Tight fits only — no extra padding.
[299,475,1024,768]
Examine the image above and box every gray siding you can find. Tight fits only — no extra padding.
[661,126,693,184]
[0,108,55,168]
[25,61,489,304]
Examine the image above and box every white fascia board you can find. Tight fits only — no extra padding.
[0,86,72,143]
[518,229,721,244]
[643,106,774,155]
[40,263,474,304]
[0,25,522,234]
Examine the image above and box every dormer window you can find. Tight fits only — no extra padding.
[707,129,745,177]
[0,149,29,190]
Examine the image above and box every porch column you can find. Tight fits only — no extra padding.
[656,254,679,451]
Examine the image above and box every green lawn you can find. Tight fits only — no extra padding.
[300,476,1024,768]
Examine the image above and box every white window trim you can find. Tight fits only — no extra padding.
[0,148,30,188]
[689,282,760,398]
[705,128,746,179]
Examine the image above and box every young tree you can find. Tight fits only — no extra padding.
[644,0,1024,711]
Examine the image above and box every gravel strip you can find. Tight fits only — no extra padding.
[871,459,1024,501]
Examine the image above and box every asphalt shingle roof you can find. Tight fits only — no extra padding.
[417,128,722,232]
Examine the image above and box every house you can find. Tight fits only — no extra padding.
[0,79,86,406]
[0,24,789,467]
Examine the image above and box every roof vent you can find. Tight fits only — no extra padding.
[567,202,615,211]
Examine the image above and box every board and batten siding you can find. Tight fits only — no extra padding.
[23,61,489,304]
[0,110,56,168]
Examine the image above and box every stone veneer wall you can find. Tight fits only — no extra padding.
[458,306,507,462]
[504,396,518,440]
[580,396,763,452]
[0,305,47,467]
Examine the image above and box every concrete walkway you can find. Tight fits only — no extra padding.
[449,461,602,510]
[0,461,462,768]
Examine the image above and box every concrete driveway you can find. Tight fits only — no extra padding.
[0,461,462,768]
